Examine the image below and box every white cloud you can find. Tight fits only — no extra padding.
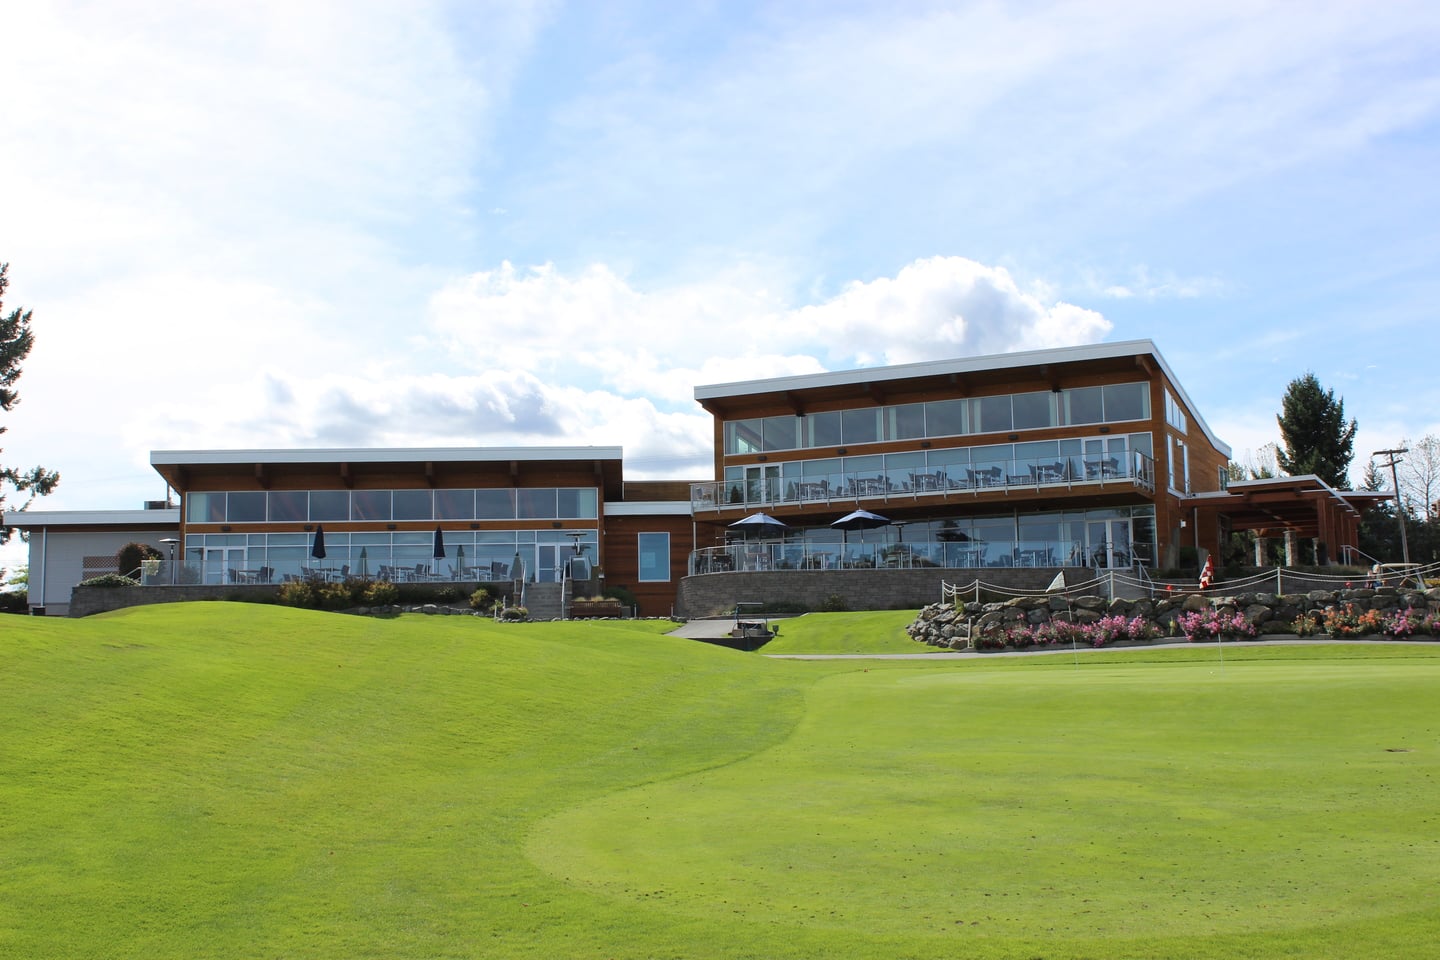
[429,256,1111,402]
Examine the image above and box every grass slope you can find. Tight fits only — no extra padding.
[761,609,928,654]
[4,605,1439,958]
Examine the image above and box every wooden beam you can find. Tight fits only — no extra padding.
[254,463,269,490]
[339,463,353,489]
[784,391,806,416]
[424,461,436,488]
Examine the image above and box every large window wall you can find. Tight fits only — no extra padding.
[692,506,1156,574]
[723,382,1150,455]
[186,487,600,524]
[706,433,1153,506]
[183,528,599,586]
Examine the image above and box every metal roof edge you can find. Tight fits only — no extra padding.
[3,509,181,527]
[150,446,625,466]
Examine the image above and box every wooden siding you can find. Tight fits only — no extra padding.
[601,514,695,617]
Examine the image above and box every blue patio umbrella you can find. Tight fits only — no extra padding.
[310,525,327,561]
[830,508,891,546]
[728,512,789,539]
[433,526,447,559]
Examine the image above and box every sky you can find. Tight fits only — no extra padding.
[4,0,1440,571]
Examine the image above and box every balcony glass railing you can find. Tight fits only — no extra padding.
[689,539,1100,575]
[691,452,1154,511]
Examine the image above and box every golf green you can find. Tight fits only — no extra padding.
[3,604,1437,958]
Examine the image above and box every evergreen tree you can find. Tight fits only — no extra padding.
[1275,372,1357,489]
[1,263,60,544]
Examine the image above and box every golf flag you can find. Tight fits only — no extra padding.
[1045,570,1067,593]
[1199,553,1214,589]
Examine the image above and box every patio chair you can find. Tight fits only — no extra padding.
[413,563,429,581]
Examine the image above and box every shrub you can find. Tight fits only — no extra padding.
[277,579,315,608]
[602,585,638,609]
[1177,609,1256,641]
[498,606,529,621]
[77,573,139,588]
[364,580,400,606]
[0,590,27,614]
[469,587,496,612]
[819,593,849,612]
[1321,604,1383,638]
[314,580,353,611]
[115,542,162,579]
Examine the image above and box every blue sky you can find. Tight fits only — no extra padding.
[4,0,1440,570]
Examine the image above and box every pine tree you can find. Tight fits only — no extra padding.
[1,263,60,544]
[1275,372,1357,489]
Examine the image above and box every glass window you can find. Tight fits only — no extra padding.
[557,488,598,519]
[227,491,266,523]
[186,492,225,523]
[638,532,670,582]
[1065,387,1104,425]
[840,408,880,445]
[726,419,763,455]
[310,490,349,522]
[435,489,475,520]
[975,395,1012,433]
[392,489,433,521]
[1011,391,1054,430]
[807,411,842,448]
[475,488,516,519]
[761,415,800,452]
[351,490,392,521]
[925,398,967,437]
[886,403,926,440]
[1102,382,1148,422]
[268,490,307,523]
[517,488,557,519]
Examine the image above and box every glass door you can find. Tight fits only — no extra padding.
[535,544,561,583]
[1086,518,1132,568]
[203,546,246,584]
[744,464,781,504]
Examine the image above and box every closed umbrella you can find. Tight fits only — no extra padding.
[456,544,465,581]
[310,525,327,562]
[358,546,369,580]
[432,526,446,580]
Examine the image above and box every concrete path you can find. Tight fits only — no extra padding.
[763,637,1438,659]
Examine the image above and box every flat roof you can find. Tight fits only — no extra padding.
[694,339,1230,458]
[2,508,180,528]
[150,446,624,466]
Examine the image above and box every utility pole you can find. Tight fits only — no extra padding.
[1372,448,1411,566]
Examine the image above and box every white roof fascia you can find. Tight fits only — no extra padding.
[694,338,1231,460]
[2,509,180,528]
[603,501,693,517]
[151,446,624,466]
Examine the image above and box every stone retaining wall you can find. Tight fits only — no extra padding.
[69,584,282,617]
[675,568,1061,619]
[907,586,1440,649]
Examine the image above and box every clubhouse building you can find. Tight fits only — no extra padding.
[6,340,1378,616]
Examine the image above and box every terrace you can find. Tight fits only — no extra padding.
[691,450,1155,513]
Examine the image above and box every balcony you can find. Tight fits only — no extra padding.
[691,452,1155,513]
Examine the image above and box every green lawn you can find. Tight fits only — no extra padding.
[4,604,1439,958]
[761,609,929,654]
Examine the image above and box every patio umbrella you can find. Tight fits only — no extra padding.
[358,546,368,579]
[432,525,446,559]
[830,508,891,546]
[310,525,327,561]
[728,512,789,539]
[456,544,465,580]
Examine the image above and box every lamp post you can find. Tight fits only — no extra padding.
[159,538,179,585]
[1372,448,1411,566]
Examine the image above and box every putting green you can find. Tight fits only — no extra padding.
[529,658,1440,943]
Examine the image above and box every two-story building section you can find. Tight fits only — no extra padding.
[688,339,1232,575]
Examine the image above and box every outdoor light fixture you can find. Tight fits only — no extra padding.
[159,538,179,585]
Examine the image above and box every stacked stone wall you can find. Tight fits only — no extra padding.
[907,586,1440,650]
[675,568,1059,619]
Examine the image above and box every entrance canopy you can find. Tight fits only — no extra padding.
[1187,475,1389,563]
